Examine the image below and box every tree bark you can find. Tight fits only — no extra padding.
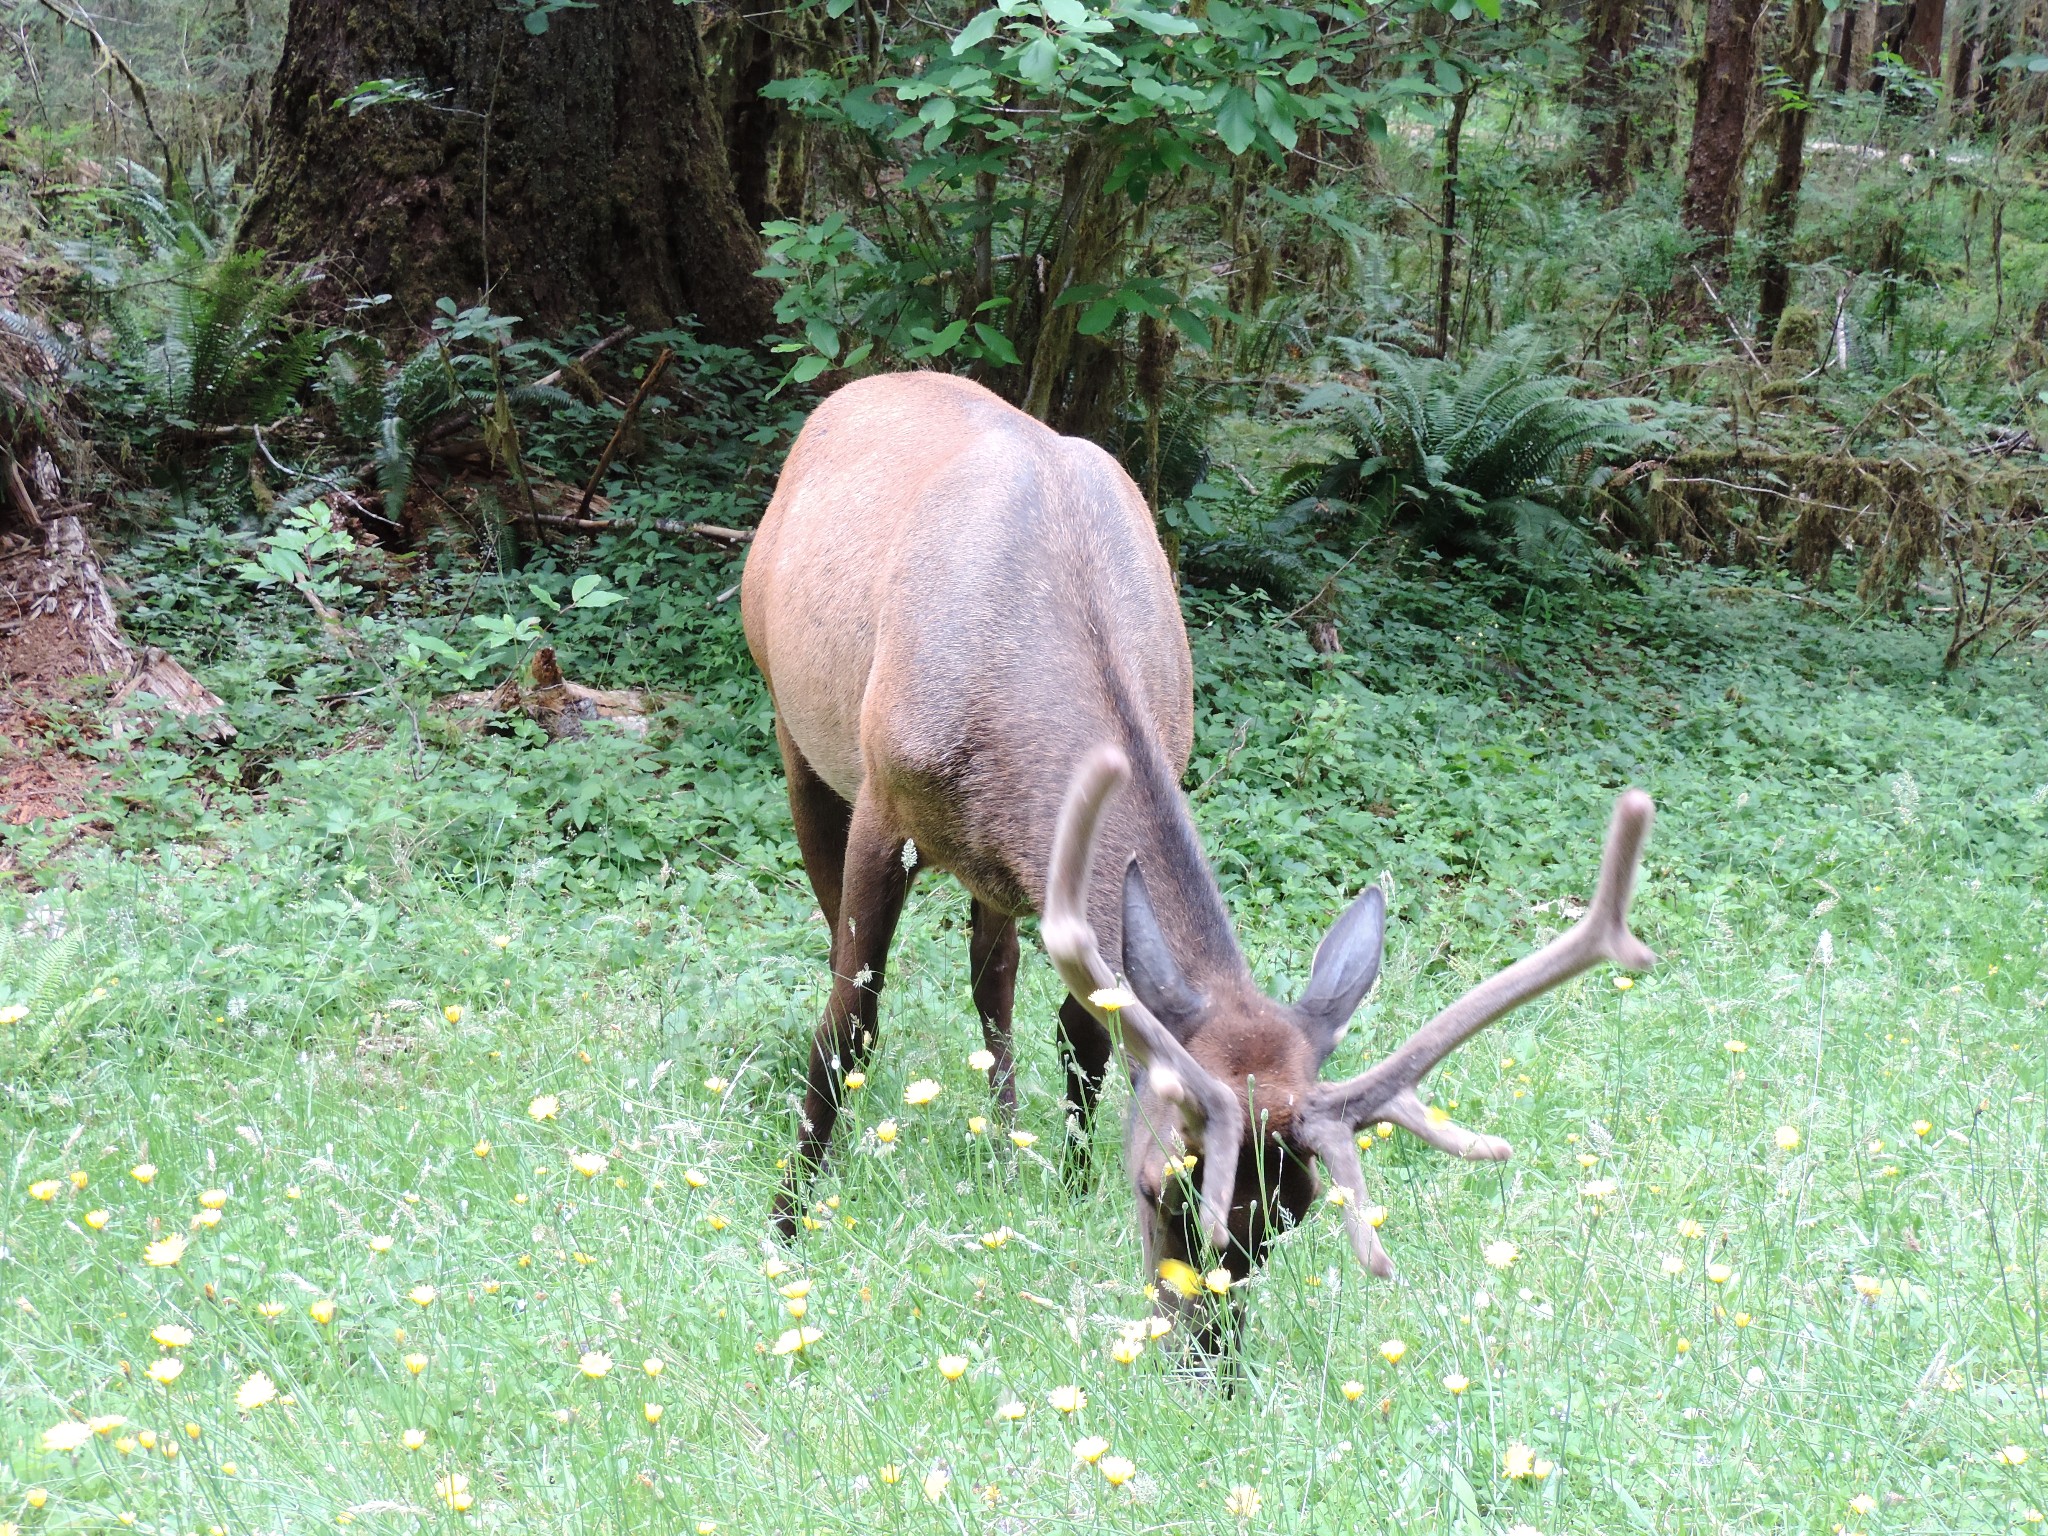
[1757,0,1827,333]
[1675,0,1768,317]
[1898,0,1948,78]
[1833,0,1879,90]
[242,0,777,347]
[1579,0,1644,201]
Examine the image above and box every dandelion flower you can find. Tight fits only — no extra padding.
[1998,1446,2030,1466]
[190,1208,222,1229]
[643,1402,664,1424]
[0,1003,26,1024]
[1612,975,1633,991]
[1849,1494,1878,1516]
[235,1371,278,1411]
[1443,1372,1471,1394]
[1912,1119,1932,1137]
[1678,1217,1705,1240]
[937,1354,968,1381]
[1204,1267,1233,1295]
[921,1468,950,1502]
[844,1072,867,1090]
[1502,1443,1555,1480]
[1158,1258,1202,1298]
[309,1299,336,1324]
[1706,1263,1734,1285]
[1111,1337,1143,1365]
[402,1428,427,1451]
[1101,1455,1136,1487]
[1661,1254,1684,1276]
[968,1050,995,1072]
[87,1416,125,1437]
[1725,1039,1747,1054]
[408,1284,438,1307]
[683,1168,708,1188]
[41,1422,92,1453]
[152,1323,194,1348]
[405,1353,428,1375]
[1009,1129,1037,1149]
[443,1005,464,1025]
[256,1301,285,1320]
[1340,1380,1364,1401]
[1073,1436,1110,1463]
[980,1226,1014,1249]
[1774,1126,1801,1151]
[1580,1179,1617,1199]
[578,1351,613,1378]
[996,1400,1027,1422]
[146,1358,184,1386]
[435,1473,473,1512]
[873,1121,899,1146]
[966,1116,987,1136]
[132,1163,156,1184]
[1224,1485,1262,1518]
[472,1140,492,1161]
[528,1094,560,1122]
[1852,1274,1883,1298]
[904,1079,941,1106]
[1048,1385,1086,1414]
[1379,1338,1407,1365]
[643,1357,665,1377]
[29,1179,60,1201]
[571,1152,609,1178]
[704,1076,729,1094]
[771,1327,822,1356]
[878,1465,902,1485]
[1090,986,1138,1011]
[198,1188,227,1210]
[368,1235,393,1254]
[144,1233,188,1268]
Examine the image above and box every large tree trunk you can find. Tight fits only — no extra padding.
[1675,0,1768,318]
[1898,0,1949,78]
[243,0,776,346]
[1579,0,1645,201]
[715,0,829,230]
[1832,0,1879,89]
[1757,0,1828,333]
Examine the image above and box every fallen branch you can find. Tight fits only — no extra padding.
[578,346,672,518]
[532,325,635,392]
[534,512,752,547]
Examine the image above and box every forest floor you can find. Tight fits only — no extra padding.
[1,562,2045,1534]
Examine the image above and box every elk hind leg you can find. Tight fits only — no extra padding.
[969,898,1018,1116]
[773,793,910,1239]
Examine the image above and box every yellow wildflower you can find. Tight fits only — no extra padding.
[41,1422,92,1453]
[144,1233,188,1268]
[968,1049,995,1071]
[198,1188,227,1210]
[1009,1129,1037,1149]
[937,1354,968,1381]
[443,1005,464,1025]
[1073,1436,1110,1463]
[131,1163,156,1184]
[1101,1455,1136,1487]
[28,1179,59,1201]
[1224,1485,1262,1518]
[402,1428,427,1450]
[1443,1372,1470,1394]
[644,1402,664,1424]
[1048,1385,1086,1413]
[904,1078,941,1106]
[435,1473,472,1512]
[145,1357,184,1386]
[874,1122,898,1145]
[1774,1126,1801,1151]
[1340,1379,1364,1401]
[152,1323,194,1348]
[528,1094,560,1121]
[235,1371,278,1411]
[570,1152,609,1178]
[1379,1338,1407,1365]
[405,1353,428,1375]
[408,1284,438,1307]
[84,1208,110,1230]
[771,1327,822,1355]
[309,1299,336,1324]
[578,1351,613,1378]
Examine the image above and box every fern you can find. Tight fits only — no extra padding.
[1300,330,1657,567]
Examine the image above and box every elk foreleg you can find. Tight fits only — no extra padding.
[773,794,910,1239]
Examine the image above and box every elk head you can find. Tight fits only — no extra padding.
[1042,746,1655,1333]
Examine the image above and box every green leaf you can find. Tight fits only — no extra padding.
[1167,308,1213,351]
[952,8,1002,53]
[973,324,1022,366]
[1215,86,1258,155]
[804,318,842,360]
[1042,0,1089,27]
[1017,35,1059,85]
[790,354,832,384]
[522,8,550,34]
[1123,6,1201,34]
[1077,297,1121,335]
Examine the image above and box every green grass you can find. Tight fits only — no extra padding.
[3,565,2046,1534]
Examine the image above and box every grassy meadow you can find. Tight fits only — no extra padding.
[3,562,2047,1535]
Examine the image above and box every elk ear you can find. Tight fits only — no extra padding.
[1298,885,1385,1056]
[1122,858,1203,1030]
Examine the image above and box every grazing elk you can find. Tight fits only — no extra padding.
[742,372,1655,1326]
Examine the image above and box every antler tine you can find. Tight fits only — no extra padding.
[1305,790,1656,1261]
[1296,1119,1394,1277]
[1042,746,1243,1254]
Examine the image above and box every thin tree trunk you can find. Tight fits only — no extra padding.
[1835,0,1879,90]
[1757,0,1827,333]
[1675,0,1768,318]
[1434,83,1475,359]
[244,0,776,346]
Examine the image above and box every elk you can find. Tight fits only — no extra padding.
[742,372,1655,1326]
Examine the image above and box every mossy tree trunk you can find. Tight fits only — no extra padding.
[1674,0,1767,320]
[243,0,777,346]
[1757,0,1827,335]
[1578,0,1643,202]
